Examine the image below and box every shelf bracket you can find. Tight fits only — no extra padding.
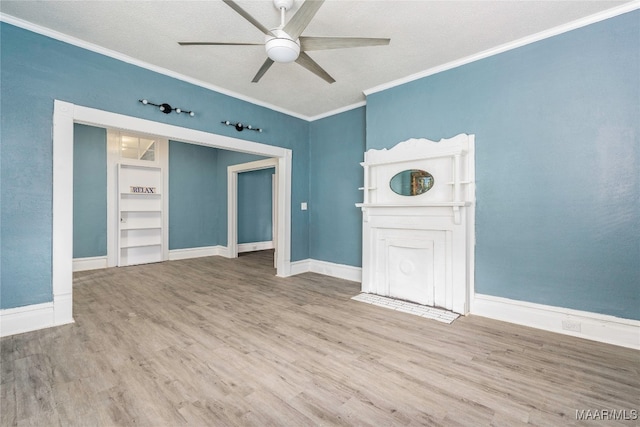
[453,205,461,225]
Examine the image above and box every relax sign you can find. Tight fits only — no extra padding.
[130,186,156,194]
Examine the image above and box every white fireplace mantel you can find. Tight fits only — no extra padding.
[357,134,475,315]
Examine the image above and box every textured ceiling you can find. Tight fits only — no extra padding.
[0,0,633,119]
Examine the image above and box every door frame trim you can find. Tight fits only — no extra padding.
[227,158,278,261]
[53,100,293,327]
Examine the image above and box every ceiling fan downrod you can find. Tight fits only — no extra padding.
[265,0,300,63]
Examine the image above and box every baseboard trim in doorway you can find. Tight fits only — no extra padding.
[168,245,228,261]
[352,293,459,324]
[237,241,274,253]
[73,256,108,272]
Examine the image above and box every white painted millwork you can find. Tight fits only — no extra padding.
[117,164,164,266]
[472,294,640,350]
[358,134,475,315]
[237,241,275,253]
[168,246,228,261]
[73,256,108,272]
[227,158,280,266]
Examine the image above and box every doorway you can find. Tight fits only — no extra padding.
[227,158,279,263]
[53,100,293,328]
[106,131,169,267]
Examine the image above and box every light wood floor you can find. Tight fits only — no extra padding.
[1,251,638,426]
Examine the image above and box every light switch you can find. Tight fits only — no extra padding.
[301,202,308,211]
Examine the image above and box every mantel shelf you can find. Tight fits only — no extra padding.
[356,202,470,208]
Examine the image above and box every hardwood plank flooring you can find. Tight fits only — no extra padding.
[1,250,638,426]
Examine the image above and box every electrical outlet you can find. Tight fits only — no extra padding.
[562,319,582,333]
[301,202,308,211]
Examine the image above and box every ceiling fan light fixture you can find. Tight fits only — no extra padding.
[265,30,300,63]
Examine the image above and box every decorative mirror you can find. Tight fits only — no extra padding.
[390,169,434,196]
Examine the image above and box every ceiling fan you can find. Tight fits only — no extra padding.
[178,0,390,83]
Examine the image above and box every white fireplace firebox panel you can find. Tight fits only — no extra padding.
[356,134,475,315]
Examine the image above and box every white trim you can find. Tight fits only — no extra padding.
[307,101,366,121]
[0,14,309,121]
[227,158,282,270]
[238,241,275,253]
[289,259,311,276]
[50,100,292,335]
[73,256,108,272]
[168,246,228,261]
[52,99,75,332]
[288,258,362,283]
[309,259,362,283]
[106,130,119,267]
[364,2,640,96]
[0,301,74,338]
[472,293,640,350]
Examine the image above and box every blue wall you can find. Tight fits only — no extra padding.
[0,22,309,309]
[72,124,107,258]
[309,107,365,267]
[238,168,274,244]
[168,141,220,250]
[366,11,639,319]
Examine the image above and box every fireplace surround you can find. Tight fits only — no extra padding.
[357,134,475,315]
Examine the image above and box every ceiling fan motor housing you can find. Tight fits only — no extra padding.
[265,29,300,63]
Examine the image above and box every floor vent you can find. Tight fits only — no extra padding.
[351,293,459,324]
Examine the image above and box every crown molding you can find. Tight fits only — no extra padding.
[364,1,640,96]
[3,1,637,121]
[307,100,366,121]
[0,13,310,121]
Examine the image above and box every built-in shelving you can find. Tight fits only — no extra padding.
[118,164,163,266]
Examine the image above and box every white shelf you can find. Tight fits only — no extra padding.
[118,163,164,267]
[120,226,162,231]
[120,243,162,249]
[357,202,470,208]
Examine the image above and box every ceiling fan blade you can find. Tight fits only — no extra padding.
[283,0,325,40]
[295,51,335,83]
[178,42,263,46]
[252,58,275,83]
[222,0,273,36]
[300,36,390,51]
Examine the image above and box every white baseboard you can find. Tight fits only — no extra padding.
[472,293,640,350]
[168,245,228,261]
[310,259,362,283]
[73,256,108,272]
[238,241,274,253]
[289,259,311,276]
[0,296,75,338]
[289,258,362,283]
